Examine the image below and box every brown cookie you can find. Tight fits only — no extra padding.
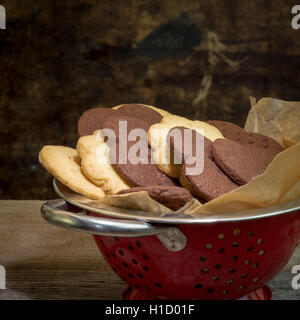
[207,120,283,156]
[101,116,151,142]
[167,126,213,161]
[117,186,193,211]
[167,126,238,201]
[116,103,162,126]
[212,138,278,185]
[78,107,119,137]
[206,120,247,142]
[183,157,238,201]
[112,142,178,188]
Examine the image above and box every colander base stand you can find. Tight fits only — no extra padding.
[122,285,272,300]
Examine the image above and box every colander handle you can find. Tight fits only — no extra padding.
[41,199,175,238]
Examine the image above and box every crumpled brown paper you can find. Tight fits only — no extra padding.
[97,97,300,216]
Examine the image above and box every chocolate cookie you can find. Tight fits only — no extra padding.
[183,157,238,201]
[78,107,119,137]
[207,120,283,156]
[116,104,163,126]
[101,116,151,142]
[212,138,277,185]
[118,186,193,211]
[167,126,213,162]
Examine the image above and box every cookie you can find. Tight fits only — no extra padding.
[112,141,179,188]
[117,186,193,211]
[113,104,163,126]
[78,107,120,137]
[207,120,283,156]
[113,103,171,118]
[101,116,150,142]
[38,145,105,199]
[148,115,224,178]
[211,138,278,185]
[183,157,239,201]
[76,133,130,194]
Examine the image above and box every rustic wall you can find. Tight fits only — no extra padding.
[1,0,300,199]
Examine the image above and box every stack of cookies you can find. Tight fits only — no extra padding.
[39,104,283,212]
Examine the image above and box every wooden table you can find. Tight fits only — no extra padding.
[0,201,299,300]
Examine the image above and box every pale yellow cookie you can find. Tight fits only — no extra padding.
[77,132,130,194]
[39,145,105,199]
[112,103,171,117]
[148,115,224,178]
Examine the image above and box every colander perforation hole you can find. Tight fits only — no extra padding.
[259,250,265,256]
[105,253,110,259]
[253,262,259,268]
[205,243,213,250]
[233,229,240,236]
[222,290,229,295]
[232,256,238,261]
[248,231,254,237]
[142,254,149,260]
[146,286,151,291]
[247,246,253,252]
[232,242,239,248]
[116,265,121,270]
[128,245,134,251]
[195,283,203,288]
[202,268,209,274]
[206,289,214,293]
[229,268,235,274]
[257,238,263,245]
[123,262,129,268]
[135,241,142,248]
[118,249,124,256]
[132,259,138,265]
[137,273,143,278]
[218,234,225,240]
[142,266,149,272]
[200,256,207,261]
[114,237,119,242]
[241,273,247,279]
[215,264,222,269]
[212,276,219,281]
[226,279,233,284]
[155,283,162,288]
[128,273,134,278]
[244,259,251,265]
[99,239,104,246]
[253,277,259,282]
[218,248,225,254]
[238,285,245,290]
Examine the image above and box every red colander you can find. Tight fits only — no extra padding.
[41,179,300,300]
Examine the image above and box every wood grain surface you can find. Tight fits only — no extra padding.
[0,200,299,300]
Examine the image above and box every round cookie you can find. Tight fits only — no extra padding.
[38,145,105,199]
[207,120,283,156]
[117,186,193,211]
[167,126,213,162]
[183,155,238,201]
[206,120,247,142]
[212,138,278,185]
[113,103,171,117]
[101,116,151,142]
[112,142,178,188]
[78,107,120,137]
[116,104,163,126]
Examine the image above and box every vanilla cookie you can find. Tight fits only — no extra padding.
[148,115,224,178]
[76,133,130,194]
[38,146,105,199]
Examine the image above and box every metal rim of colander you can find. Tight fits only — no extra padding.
[53,179,300,225]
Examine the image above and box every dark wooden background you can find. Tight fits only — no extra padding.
[1,0,300,199]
